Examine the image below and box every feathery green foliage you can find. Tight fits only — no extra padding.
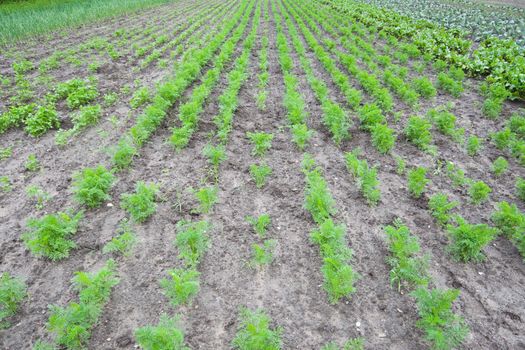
[25,184,51,210]
[112,136,137,171]
[135,314,188,350]
[72,165,115,208]
[321,338,364,350]
[466,136,482,156]
[345,150,380,205]
[412,77,436,99]
[407,167,429,198]
[445,162,467,188]
[0,272,27,329]
[130,87,151,109]
[447,216,497,262]
[47,260,119,350]
[468,181,491,205]
[385,220,429,291]
[192,186,218,214]
[411,287,469,350]
[405,116,432,150]
[160,268,200,307]
[247,131,273,157]
[250,163,272,188]
[175,220,210,267]
[516,177,525,203]
[246,214,271,238]
[491,156,508,177]
[120,181,159,222]
[103,220,136,257]
[428,193,459,227]
[25,154,40,172]
[22,211,83,260]
[249,239,277,267]
[24,105,60,137]
[370,123,396,154]
[203,144,227,175]
[232,308,282,350]
[302,154,336,223]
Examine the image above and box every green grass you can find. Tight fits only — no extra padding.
[0,0,177,45]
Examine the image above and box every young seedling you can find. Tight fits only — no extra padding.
[103,220,136,257]
[249,239,277,267]
[25,154,40,172]
[491,201,525,238]
[250,163,272,188]
[72,165,115,208]
[22,211,83,260]
[290,123,312,150]
[407,167,429,199]
[0,146,12,161]
[395,156,406,175]
[428,193,459,227]
[516,177,525,203]
[120,181,159,222]
[232,307,282,350]
[25,184,52,210]
[24,105,60,137]
[192,186,218,214]
[411,77,436,99]
[345,150,381,206]
[130,87,151,109]
[135,314,187,350]
[405,116,432,150]
[0,176,12,192]
[175,220,210,267]
[466,136,482,156]
[384,220,429,291]
[302,154,336,223]
[370,123,396,154]
[112,136,138,171]
[468,181,491,205]
[203,144,226,176]
[0,272,27,329]
[411,287,469,350]
[160,268,200,307]
[246,214,271,238]
[491,156,508,177]
[447,216,498,262]
[445,162,467,188]
[247,131,273,157]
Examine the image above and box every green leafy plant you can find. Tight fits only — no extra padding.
[120,181,159,222]
[55,78,98,109]
[427,108,463,141]
[25,154,40,172]
[447,216,497,262]
[135,314,188,350]
[516,177,525,203]
[445,162,467,188]
[192,186,218,214]
[412,77,436,99]
[232,307,282,350]
[428,193,459,227]
[395,156,406,175]
[358,103,385,131]
[384,220,429,291]
[160,268,200,307]
[250,163,272,188]
[405,116,432,150]
[203,144,226,175]
[466,136,482,156]
[491,156,508,177]
[491,201,525,238]
[0,176,11,192]
[130,87,151,109]
[24,105,60,137]
[345,150,380,205]
[72,165,115,208]
[370,123,396,154]
[249,239,277,267]
[290,123,312,150]
[22,211,83,260]
[102,219,136,257]
[175,220,210,267]
[468,180,491,205]
[47,260,118,349]
[0,272,27,329]
[26,184,52,210]
[247,131,273,157]
[302,154,336,223]
[321,338,364,350]
[437,71,463,97]
[0,146,12,160]
[246,214,271,238]
[407,167,429,198]
[411,287,469,350]
[112,136,137,170]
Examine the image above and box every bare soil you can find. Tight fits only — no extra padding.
[0,0,524,349]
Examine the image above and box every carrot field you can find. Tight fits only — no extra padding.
[0,0,524,349]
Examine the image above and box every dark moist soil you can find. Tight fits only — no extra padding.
[1,0,525,349]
